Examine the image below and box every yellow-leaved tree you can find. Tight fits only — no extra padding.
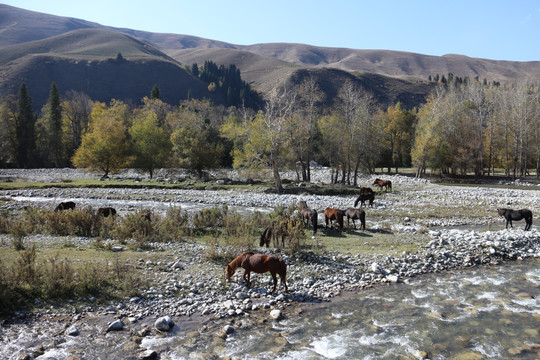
[72,100,132,177]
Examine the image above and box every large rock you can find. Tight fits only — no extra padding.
[106,319,124,332]
[270,309,282,320]
[155,316,174,332]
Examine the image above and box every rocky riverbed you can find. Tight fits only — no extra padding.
[1,169,540,359]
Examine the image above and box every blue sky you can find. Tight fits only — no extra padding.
[3,0,540,61]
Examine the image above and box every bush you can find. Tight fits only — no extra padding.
[157,206,188,242]
[193,205,227,229]
[113,210,155,245]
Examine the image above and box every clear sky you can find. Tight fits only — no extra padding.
[3,0,540,62]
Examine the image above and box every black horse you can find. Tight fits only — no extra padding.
[55,201,76,211]
[354,192,374,207]
[497,208,532,231]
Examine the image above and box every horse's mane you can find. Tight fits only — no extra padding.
[228,251,254,269]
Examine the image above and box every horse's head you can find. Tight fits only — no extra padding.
[497,208,506,216]
[225,264,235,280]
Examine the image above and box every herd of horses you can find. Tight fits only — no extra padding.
[56,177,535,294]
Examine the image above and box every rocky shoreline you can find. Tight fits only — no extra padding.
[1,169,540,359]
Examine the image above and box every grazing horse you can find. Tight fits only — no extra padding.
[373,178,392,191]
[98,207,117,217]
[260,222,284,248]
[344,208,366,230]
[354,192,375,207]
[497,208,532,231]
[324,207,344,231]
[225,251,288,292]
[298,200,318,234]
[55,201,76,211]
[260,219,301,248]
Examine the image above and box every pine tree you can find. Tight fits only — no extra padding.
[47,82,63,166]
[191,63,199,77]
[16,83,35,167]
[151,84,161,100]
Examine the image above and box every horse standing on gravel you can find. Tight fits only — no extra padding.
[373,178,392,191]
[55,201,76,211]
[354,192,375,207]
[497,208,532,231]
[225,251,288,293]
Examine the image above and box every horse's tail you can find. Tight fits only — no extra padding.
[312,210,318,234]
[354,196,360,208]
[389,181,392,190]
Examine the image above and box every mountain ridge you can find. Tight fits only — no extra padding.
[1,4,538,109]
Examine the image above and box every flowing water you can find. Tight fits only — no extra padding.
[212,259,540,360]
[2,261,539,359]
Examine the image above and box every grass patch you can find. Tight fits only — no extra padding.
[0,243,152,311]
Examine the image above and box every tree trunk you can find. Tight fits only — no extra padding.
[273,160,283,193]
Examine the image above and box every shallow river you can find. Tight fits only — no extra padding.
[209,259,540,360]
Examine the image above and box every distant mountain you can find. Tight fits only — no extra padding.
[0,26,219,108]
[1,4,539,109]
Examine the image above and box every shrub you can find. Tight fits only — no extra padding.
[113,210,155,245]
[193,205,227,229]
[157,206,188,242]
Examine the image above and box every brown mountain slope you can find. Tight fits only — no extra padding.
[240,43,540,83]
[2,3,538,84]
[0,28,219,107]
[1,4,539,110]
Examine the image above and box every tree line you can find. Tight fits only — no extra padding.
[1,73,539,192]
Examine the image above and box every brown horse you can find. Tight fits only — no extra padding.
[324,207,344,231]
[354,192,374,207]
[260,221,284,248]
[373,178,392,191]
[55,201,76,211]
[225,251,288,292]
[497,208,532,231]
[98,207,117,217]
[344,208,366,230]
[298,201,318,234]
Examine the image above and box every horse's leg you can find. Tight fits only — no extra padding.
[270,272,277,293]
[243,270,251,288]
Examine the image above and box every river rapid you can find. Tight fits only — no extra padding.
[216,259,540,360]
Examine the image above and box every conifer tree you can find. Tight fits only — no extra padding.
[151,84,161,100]
[47,82,63,166]
[15,83,35,167]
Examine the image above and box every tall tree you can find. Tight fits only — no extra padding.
[15,83,35,168]
[289,75,324,182]
[221,87,297,192]
[72,100,132,176]
[130,112,172,178]
[168,99,226,177]
[61,90,92,163]
[36,82,64,167]
[0,95,18,166]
